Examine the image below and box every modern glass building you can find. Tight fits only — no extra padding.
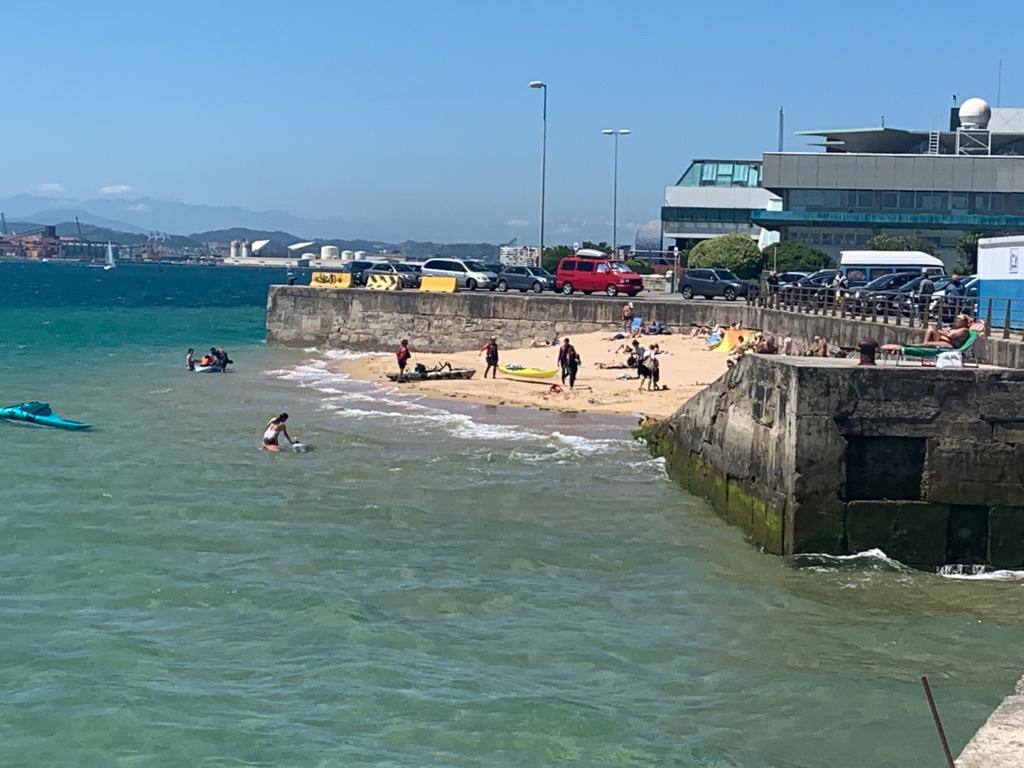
[661,159,780,253]
[751,97,1024,265]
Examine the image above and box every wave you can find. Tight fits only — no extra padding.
[938,564,1024,581]
[269,351,639,461]
[790,548,914,573]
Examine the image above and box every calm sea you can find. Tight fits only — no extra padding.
[1,260,1021,767]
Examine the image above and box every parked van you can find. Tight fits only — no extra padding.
[419,258,497,290]
[554,250,644,296]
[838,251,946,286]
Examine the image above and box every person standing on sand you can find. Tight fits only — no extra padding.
[396,339,411,382]
[559,339,581,390]
[621,301,634,333]
[480,336,499,378]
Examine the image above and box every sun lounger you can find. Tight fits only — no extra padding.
[880,329,980,367]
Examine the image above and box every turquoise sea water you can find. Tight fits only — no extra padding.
[1,261,1021,767]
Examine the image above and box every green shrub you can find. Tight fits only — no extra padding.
[687,234,763,278]
[626,259,653,274]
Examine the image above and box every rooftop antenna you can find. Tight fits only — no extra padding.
[881,115,885,128]
[952,94,958,107]
[778,106,784,151]
[997,58,1003,107]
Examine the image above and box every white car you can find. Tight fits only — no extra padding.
[420,258,497,291]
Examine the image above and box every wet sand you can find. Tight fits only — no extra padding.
[336,330,730,419]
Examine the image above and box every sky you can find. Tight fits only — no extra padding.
[3,0,1021,242]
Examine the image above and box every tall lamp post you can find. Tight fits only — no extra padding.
[529,81,547,266]
[601,128,630,256]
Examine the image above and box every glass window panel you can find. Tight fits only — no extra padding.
[857,190,875,207]
[951,192,968,210]
[899,191,915,208]
[822,190,841,207]
[881,192,898,208]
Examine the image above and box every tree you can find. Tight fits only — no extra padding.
[687,234,763,278]
[763,241,833,273]
[954,231,991,275]
[581,241,611,253]
[864,232,936,255]
[541,245,572,272]
[626,259,653,275]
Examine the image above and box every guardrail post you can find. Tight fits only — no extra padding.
[1004,301,1012,340]
[985,299,993,337]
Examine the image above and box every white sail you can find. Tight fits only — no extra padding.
[104,242,116,270]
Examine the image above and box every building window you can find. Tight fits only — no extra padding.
[899,191,915,209]
[950,192,968,211]
[881,191,898,209]
[857,190,875,208]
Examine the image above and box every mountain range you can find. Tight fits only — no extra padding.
[0,195,502,259]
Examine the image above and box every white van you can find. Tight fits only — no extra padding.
[839,251,946,286]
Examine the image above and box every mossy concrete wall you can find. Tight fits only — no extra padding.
[642,355,1024,568]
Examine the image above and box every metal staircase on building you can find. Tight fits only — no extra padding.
[927,131,941,155]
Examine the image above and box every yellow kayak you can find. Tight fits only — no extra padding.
[499,364,557,379]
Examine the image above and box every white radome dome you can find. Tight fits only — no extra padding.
[959,97,991,129]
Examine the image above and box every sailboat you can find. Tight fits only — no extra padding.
[103,241,116,270]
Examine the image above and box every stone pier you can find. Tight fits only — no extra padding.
[640,355,1024,568]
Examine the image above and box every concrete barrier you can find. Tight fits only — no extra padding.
[366,273,401,291]
[419,276,458,293]
[309,271,351,289]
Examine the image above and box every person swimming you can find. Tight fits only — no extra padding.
[262,413,295,451]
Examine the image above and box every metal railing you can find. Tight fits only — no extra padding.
[752,287,1024,342]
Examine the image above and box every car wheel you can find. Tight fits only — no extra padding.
[497,280,508,292]
[466,278,477,291]
[605,284,618,297]
[531,281,543,293]
[724,287,737,301]
[681,286,694,299]
[561,283,574,295]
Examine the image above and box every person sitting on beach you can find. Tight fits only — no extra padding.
[730,335,753,357]
[479,336,499,378]
[921,314,971,349]
[396,339,412,381]
[754,334,778,354]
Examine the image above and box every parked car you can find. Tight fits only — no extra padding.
[496,265,553,293]
[553,255,644,296]
[850,271,920,313]
[776,271,809,288]
[364,261,421,288]
[419,258,498,290]
[678,268,753,301]
[483,263,505,276]
[339,259,380,286]
[781,268,841,304]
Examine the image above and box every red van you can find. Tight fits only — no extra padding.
[554,252,644,297]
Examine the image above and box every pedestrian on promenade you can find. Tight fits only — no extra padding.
[396,339,411,382]
[480,336,499,379]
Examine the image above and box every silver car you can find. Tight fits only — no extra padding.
[495,266,553,293]
[420,258,497,291]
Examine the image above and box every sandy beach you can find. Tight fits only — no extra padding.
[336,330,730,419]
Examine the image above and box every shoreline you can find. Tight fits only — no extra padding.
[335,330,729,420]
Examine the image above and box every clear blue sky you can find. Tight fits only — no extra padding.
[3,0,1019,242]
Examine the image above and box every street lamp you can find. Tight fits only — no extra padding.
[529,81,547,266]
[601,128,630,256]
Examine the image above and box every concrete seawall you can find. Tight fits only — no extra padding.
[266,286,1024,367]
[957,675,1024,767]
[640,355,1024,568]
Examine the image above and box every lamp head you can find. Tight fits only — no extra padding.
[601,129,614,135]
[528,81,545,89]
[619,129,631,135]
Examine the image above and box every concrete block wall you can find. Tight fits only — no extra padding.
[643,356,1024,568]
[266,286,1024,367]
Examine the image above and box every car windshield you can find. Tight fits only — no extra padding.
[527,267,551,277]
[610,261,635,273]
[393,264,415,272]
[863,273,912,290]
[713,269,739,280]
[465,261,487,272]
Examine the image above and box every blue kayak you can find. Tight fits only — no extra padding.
[0,401,91,430]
